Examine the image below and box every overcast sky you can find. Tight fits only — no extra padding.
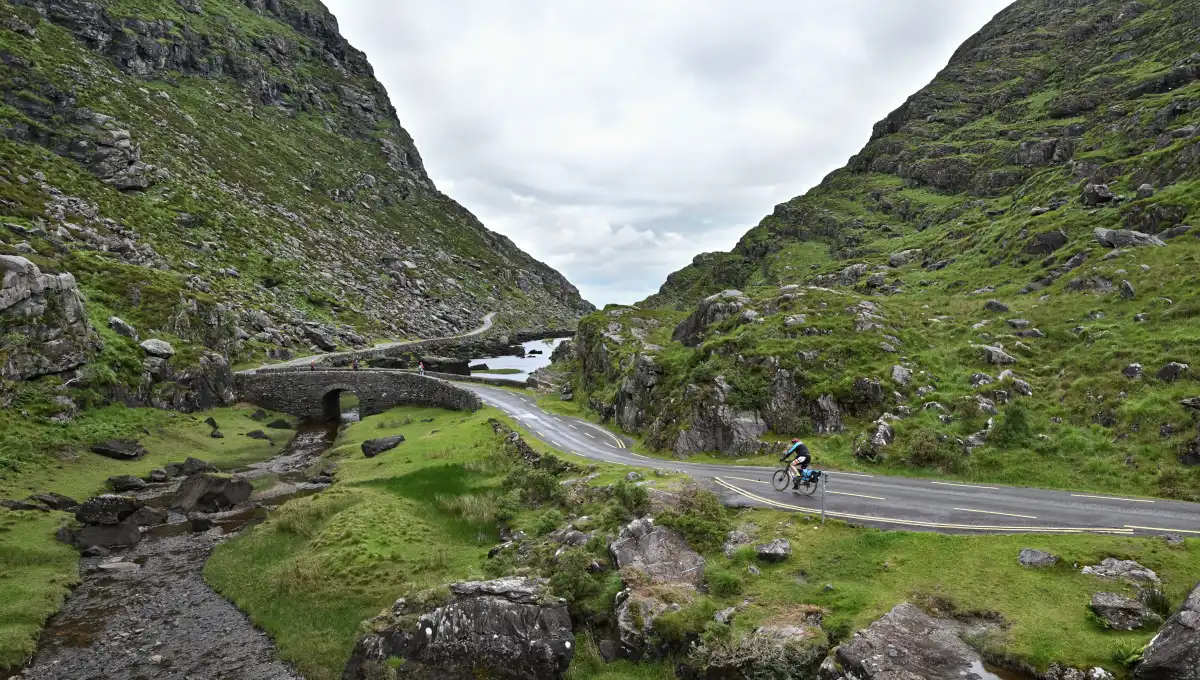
[324,1,1011,306]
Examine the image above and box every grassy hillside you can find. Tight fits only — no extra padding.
[560,0,1200,499]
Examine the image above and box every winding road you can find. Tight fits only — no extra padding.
[466,384,1200,538]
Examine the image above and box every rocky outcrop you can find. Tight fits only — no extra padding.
[1082,558,1160,585]
[90,439,147,461]
[1090,592,1160,630]
[75,495,142,525]
[171,473,252,513]
[0,255,93,380]
[610,518,705,586]
[1136,582,1200,680]
[362,435,406,458]
[818,603,991,680]
[673,290,752,347]
[756,538,792,563]
[1094,228,1166,248]
[341,577,574,680]
[673,377,768,457]
[1018,548,1058,567]
[165,457,217,478]
[614,587,688,660]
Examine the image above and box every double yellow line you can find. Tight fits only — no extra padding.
[713,478,1134,535]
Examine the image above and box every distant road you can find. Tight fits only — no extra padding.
[238,312,496,375]
[467,384,1200,538]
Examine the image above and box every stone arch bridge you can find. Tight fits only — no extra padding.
[235,368,482,420]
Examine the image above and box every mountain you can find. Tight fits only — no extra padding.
[0,0,592,410]
[562,0,1200,500]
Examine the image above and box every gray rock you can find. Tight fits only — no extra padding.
[107,316,138,340]
[1091,592,1160,630]
[61,522,141,551]
[1082,183,1115,206]
[139,338,175,358]
[1025,229,1068,255]
[1094,228,1166,248]
[819,603,987,680]
[341,577,574,680]
[891,365,912,387]
[977,345,1018,365]
[1007,319,1031,329]
[855,419,894,461]
[147,469,168,483]
[171,473,252,513]
[1136,581,1200,680]
[985,300,1010,313]
[362,435,405,458]
[1123,363,1143,378]
[1121,280,1136,299]
[90,439,147,460]
[756,538,792,563]
[106,475,147,492]
[27,492,78,511]
[165,457,217,477]
[1018,548,1058,567]
[1082,557,1160,584]
[1158,362,1189,382]
[722,530,752,558]
[889,249,923,267]
[673,376,768,456]
[75,495,143,525]
[1136,183,1155,199]
[672,290,752,347]
[265,418,292,429]
[971,372,994,387]
[609,518,705,585]
[614,587,685,660]
[2,499,43,511]
[128,505,169,527]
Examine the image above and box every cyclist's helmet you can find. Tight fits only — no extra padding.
[791,438,800,443]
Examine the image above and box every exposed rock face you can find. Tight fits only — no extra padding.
[673,290,752,347]
[0,255,93,380]
[1094,228,1166,248]
[362,435,406,458]
[819,603,989,680]
[614,588,686,660]
[1136,582,1200,680]
[1082,557,1160,585]
[60,522,141,551]
[341,577,574,680]
[1090,592,1160,631]
[756,538,792,563]
[171,473,252,513]
[165,457,217,478]
[90,439,147,460]
[674,377,768,456]
[609,518,705,586]
[106,475,147,492]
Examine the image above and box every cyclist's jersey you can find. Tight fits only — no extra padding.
[781,441,810,463]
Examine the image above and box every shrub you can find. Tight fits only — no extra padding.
[655,486,730,554]
[904,429,960,471]
[614,479,650,517]
[990,401,1033,448]
[548,549,600,603]
[507,468,565,506]
[705,567,743,597]
[533,508,565,536]
[689,627,828,679]
[653,598,718,646]
[1111,642,1145,669]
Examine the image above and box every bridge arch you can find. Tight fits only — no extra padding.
[235,370,482,421]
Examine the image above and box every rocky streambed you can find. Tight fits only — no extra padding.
[10,421,340,680]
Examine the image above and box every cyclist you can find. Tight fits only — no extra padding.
[780,438,812,488]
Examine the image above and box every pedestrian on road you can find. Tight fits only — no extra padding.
[310,360,315,372]
[418,361,425,376]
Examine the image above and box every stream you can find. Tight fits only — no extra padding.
[12,420,340,680]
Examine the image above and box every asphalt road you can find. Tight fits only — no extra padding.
[466,383,1200,538]
[240,312,496,374]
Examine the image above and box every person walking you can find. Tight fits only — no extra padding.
[310,360,315,372]
[352,356,359,371]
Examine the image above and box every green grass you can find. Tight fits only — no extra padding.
[0,403,285,673]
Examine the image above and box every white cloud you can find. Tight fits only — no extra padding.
[324,0,1012,305]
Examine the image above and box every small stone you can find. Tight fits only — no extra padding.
[1123,364,1143,378]
[755,538,792,563]
[747,565,761,576]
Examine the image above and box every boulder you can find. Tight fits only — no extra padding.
[27,492,78,511]
[1082,557,1160,584]
[1090,592,1160,630]
[889,249,923,267]
[1158,362,1189,382]
[756,538,792,563]
[60,522,141,551]
[171,473,252,513]
[165,457,217,477]
[90,439,147,460]
[1025,229,1068,255]
[265,418,292,429]
[246,430,271,441]
[1121,280,1136,299]
[204,416,219,430]
[819,603,987,680]
[1136,183,1155,199]
[615,588,686,660]
[855,420,894,461]
[984,300,1010,313]
[147,468,168,483]
[722,530,752,558]
[75,495,143,525]
[1123,364,1143,378]
[891,365,912,387]
[1082,183,1115,206]
[1136,582,1200,680]
[672,290,752,347]
[139,338,175,358]
[128,505,169,527]
[107,316,138,340]
[1094,228,1166,248]
[106,475,147,492]
[362,435,406,458]
[1018,548,1058,567]
[609,518,705,585]
[1,499,43,511]
[341,577,574,680]
[977,345,1018,365]
[249,409,268,421]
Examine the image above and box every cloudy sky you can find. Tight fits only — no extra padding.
[324,1,1011,306]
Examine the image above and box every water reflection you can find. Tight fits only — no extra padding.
[470,337,569,381]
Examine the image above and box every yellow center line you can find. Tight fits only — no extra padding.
[1072,494,1155,503]
[931,481,1000,490]
[1125,525,1200,535]
[728,476,768,485]
[955,507,1037,520]
[536,431,546,438]
[712,478,1133,534]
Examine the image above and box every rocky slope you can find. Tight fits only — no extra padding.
[560,0,1200,499]
[0,0,592,414]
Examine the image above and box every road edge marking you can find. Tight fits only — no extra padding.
[931,481,999,490]
[1124,525,1200,534]
[1072,494,1155,503]
[954,507,1037,520]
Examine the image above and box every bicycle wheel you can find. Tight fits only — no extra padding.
[798,478,819,496]
[771,469,790,492]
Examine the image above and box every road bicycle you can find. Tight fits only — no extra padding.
[771,465,823,495]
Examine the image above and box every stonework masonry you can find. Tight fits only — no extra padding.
[235,370,482,419]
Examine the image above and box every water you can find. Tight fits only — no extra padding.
[469,337,569,381]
